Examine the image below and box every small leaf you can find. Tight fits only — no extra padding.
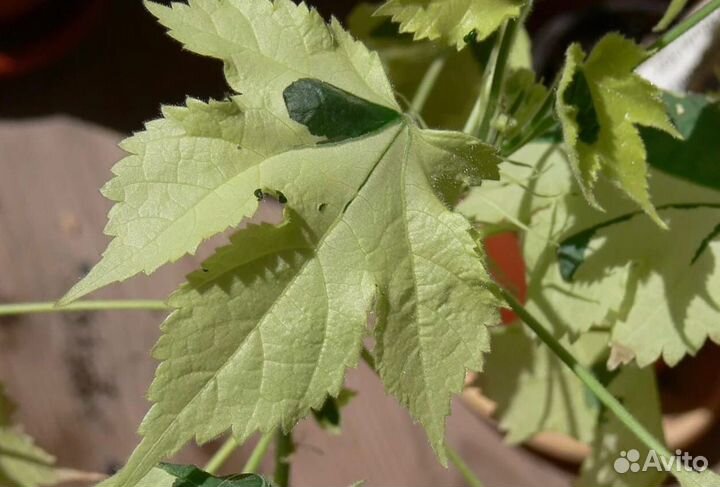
[556,34,681,227]
[159,463,276,487]
[675,470,720,487]
[375,0,526,49]
[653,0,688,32]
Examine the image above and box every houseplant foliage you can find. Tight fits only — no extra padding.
[1,0,720,486]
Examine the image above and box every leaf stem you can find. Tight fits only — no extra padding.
[0,300,169,317]
[487,283,673,460]
[243,431,276,474]
[410,55,448,116]
[204,436,240,475]
[649,0,720,51]
[274,430,293,487]
[447,445,485,487]
[475,18,520,141]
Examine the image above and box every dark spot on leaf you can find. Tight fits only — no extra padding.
[254,189,264,201]
[277,191,287,204]
[318,203,327,212]
[564,69,600,145]
[283,78,401,143]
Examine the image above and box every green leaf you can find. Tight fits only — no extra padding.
[159,464,276,487]
[556,34,681,227]
[578,365,666,487]
[653,0,688,31]
[643,92,720,192]
[374,0,526,49]
[312,388,356,434]
[103,120,499,486]
[62,0,401,303]
[284,78,402,142]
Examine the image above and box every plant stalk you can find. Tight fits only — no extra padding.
[488,283,673,460]
[475,18,520,141]
[274,430,293,487]
[447,445,485,487]
[0,300,169,317]
[204,436,240,475]
[650,0,720,51]
[243,431,276,474]
[410,55,448,116]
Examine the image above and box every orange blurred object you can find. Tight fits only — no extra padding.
[484,232,527,324]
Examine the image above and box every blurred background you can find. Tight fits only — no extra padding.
[0,1,719,486]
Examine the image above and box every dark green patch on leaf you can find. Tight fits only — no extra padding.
[563,69,600,145]
[284,78,401,142]
[642,93,720,192]
[159,463,275,487]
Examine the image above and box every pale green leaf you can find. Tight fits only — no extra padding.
[62,0,401,303]
[578,365,666,487]
[104,125,498,486]
[374,0,526,49]
[556,34,681,227]
[654,0,688,32]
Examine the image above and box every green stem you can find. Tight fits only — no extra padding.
[650,0,720,51]
[410,55,448,116]
[488,283,673,460]
[204,436,240,475]
[447,445,485,487]
[242,431,276,474]
[0,300,169,317]
[274,430,293,487]
[475,18,520,141]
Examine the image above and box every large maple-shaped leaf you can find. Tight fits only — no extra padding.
[104,125,499,487]
[90,3,500,486]
[375,0,526,49]
[62,0,400,303]
[556,34,680,227]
